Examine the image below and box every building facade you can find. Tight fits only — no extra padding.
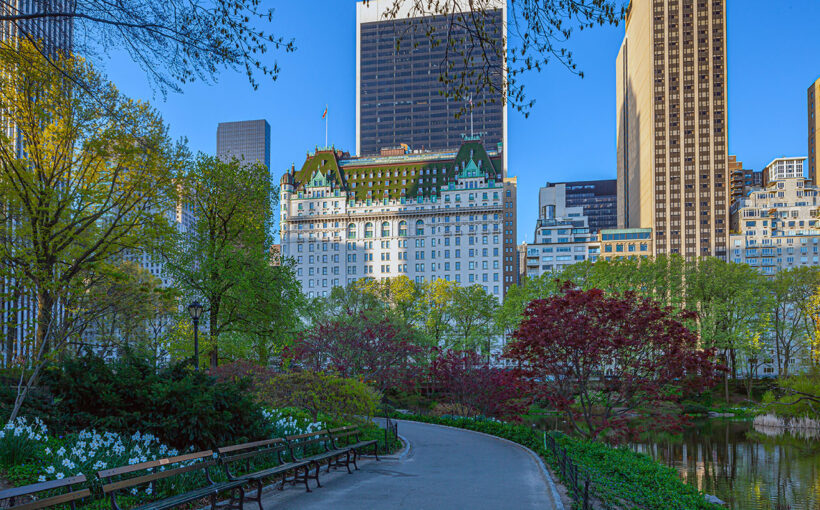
[616,0,729,260]
[522,183,599,278]
[729,175,820,275]
[216,119,271,170]
[280,140,513,299]
[763,156,805,182]
[544,180,617,233]
[356,0,506,166]
[809,78,820,186]
[598,228,654,260]
[729,155,764,206]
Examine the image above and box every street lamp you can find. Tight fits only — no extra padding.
[187,301,204,371]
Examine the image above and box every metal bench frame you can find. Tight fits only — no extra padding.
[97,450,245,510]
[284,430,351,489]
[217,438,312,509]
[328,425,380,470]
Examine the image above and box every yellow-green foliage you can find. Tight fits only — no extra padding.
[763,370,820,419]
[262,371,378,422]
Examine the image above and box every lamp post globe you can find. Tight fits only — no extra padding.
[187,301,203,371]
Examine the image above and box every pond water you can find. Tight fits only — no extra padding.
[632,420,820,510]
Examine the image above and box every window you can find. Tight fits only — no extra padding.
[416,219,424,235]
[347,223,356,239]
[381,221,390,237]
[399,220,408,236]
[365,222,374,238]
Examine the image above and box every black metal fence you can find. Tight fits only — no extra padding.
[383,416,398,453]
[545,432,591,510]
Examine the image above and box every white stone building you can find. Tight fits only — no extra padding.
[279,140,517,299]
[523,183,600,278]
[763,157,806,182]
[729,173,820,275]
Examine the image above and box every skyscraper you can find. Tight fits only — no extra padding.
[544,180,618,233]
[356,0,506,170]
[809,78,820,186]
[616,0,729,259]
[216,119,271,171]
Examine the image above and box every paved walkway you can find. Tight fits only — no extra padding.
[266,419,559,510]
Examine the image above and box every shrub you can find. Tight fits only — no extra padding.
[261,371,377,422]
[210,360,279,394]
[40,352,272,450]
[429,349,529,421]
[763,370,820,419]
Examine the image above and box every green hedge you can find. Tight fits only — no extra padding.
[389,414,720,510]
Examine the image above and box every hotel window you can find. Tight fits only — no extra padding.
[381,221,390,237]
[347,223,356,239]
[399,220,408,236]
[365,222,374,238]
[416,219,424,235]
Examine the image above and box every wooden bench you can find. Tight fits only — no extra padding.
[0,475,91,510]
[217,438,313,509]
[284,430,352,489]
[98,450,245,510]
[329,426,380,469]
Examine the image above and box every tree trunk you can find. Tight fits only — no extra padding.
[209,301,219,370]
[35,288,54,356]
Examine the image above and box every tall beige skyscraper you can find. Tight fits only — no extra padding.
[616,0,729,259]
[809,78,820,186]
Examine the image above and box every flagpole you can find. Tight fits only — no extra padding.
[325,104,328,148]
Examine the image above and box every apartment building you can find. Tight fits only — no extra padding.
[522,183,600,278]
[279,139,514,299]
[809,78,820,186]
[616,0,729,259]
[729,173,820,275]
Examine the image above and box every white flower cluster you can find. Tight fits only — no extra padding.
[3,418,179,491]
[262,409,325,437]
[0,416,48,442]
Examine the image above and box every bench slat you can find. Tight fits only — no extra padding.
[0,475,87,501]
[98,450,213,479]
[221,445,288,464]
[130,481,244,510]
[101,459,215,494]
[217,438,284,455]
[286,430,328,441]
[3,488,91,510]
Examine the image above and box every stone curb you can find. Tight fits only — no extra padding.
[390,418,566,510]
[358,432,411,460]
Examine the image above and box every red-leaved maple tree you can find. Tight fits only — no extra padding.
[429,349,529,421]
[505,283,721,441]
[286,313,423,392]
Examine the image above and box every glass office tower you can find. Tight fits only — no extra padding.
[356,1,506,168]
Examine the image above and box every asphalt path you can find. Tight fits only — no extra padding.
[269,419,558,510]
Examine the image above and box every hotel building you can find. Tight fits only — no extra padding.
[809,78,820,186]
[279,140,515,299]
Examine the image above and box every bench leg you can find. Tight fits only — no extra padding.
[236,486,246,510]
[374,441,381,461]
[255,480,264,510]
[345,451,354,473]
[210,494,217,510]
[313,461,322,488]
[351,449,359,471]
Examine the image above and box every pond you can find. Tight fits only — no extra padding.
[632,420,820,510]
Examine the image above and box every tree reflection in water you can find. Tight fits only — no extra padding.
[632,420,820,510]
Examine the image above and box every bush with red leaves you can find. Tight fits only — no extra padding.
[505,283,722,442]
[285,313,424,393]
[429,349,529,421]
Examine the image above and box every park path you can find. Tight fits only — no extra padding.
[268,419,559,510]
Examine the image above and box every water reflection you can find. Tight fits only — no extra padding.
[632,420,820,510]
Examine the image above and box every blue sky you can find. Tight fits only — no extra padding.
[103,1,820,243]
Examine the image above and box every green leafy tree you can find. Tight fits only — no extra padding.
[684,258,770,400]
[162,153,286,369]
[448,285,499,355]
[0,42,181,422]
[767,267,820,377]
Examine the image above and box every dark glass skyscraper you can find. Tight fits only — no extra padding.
[216,119,271,171]
[356,1,506,166]
[546,180,618,233]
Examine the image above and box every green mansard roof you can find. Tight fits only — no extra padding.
[287,141,503,202]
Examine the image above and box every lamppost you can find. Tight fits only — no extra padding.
[187,301,203,371]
